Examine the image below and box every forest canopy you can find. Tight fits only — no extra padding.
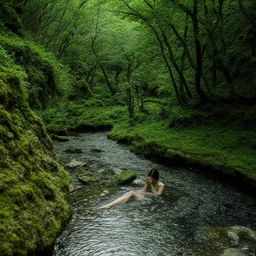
[17,0,256,114]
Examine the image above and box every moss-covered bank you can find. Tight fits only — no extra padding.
[108,120,256,191]
[0,38,71,255]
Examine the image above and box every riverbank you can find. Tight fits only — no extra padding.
[38,102,256,191]
[108,121,256,190]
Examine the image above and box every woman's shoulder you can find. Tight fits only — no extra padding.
[158,181,165,186]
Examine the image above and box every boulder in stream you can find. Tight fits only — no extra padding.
[65,146,82,153]
[66,159,85,168]
[115,170,137,185]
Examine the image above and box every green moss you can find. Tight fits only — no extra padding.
[115,171,137,185]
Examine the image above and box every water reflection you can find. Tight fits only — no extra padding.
[53,132,256,256]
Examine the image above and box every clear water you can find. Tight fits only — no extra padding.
[53,132,256,256]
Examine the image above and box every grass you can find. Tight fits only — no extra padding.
[109,118,256,181]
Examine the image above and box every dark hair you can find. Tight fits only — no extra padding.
[147,168,159,180]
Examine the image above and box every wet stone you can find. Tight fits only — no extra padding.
[194,225,256,255]
[66,159,86,169]
[132,178,145,186]
[112,167,123,175]
[221,248,247,256]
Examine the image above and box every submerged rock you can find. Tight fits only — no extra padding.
[97,168,106,174]
[66,159,86,169]
[112,167,123,175]
[194,225,256,255]
[65,146,82,153]
[221,248,247,256]
[132,178,145,186]
[100,190,109,196]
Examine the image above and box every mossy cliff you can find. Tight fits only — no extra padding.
[0,37,71,255]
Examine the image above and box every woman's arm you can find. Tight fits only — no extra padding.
[142,177,151,192]
[150,183,165,196]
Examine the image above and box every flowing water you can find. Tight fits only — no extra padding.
[53,132,256,256]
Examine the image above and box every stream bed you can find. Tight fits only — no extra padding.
[53,132,256,256]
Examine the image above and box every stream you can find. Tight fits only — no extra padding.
[52,132,256,256]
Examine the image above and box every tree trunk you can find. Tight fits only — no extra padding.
[99,64,116,96]
[126,87,135,118]
[160,29,191,101]
[191,1,208,104]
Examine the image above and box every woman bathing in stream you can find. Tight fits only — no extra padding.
[99,169,165,209]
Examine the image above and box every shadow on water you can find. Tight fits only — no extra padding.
[53,132,256,256]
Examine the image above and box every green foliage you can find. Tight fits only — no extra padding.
[37,99,127,134]
[0,1,23,33]
[0,34,73,109]
[16,0,256,110]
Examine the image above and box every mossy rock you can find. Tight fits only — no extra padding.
[78,175,98,185]
[115,170,137,185]
[65,146,82,153]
